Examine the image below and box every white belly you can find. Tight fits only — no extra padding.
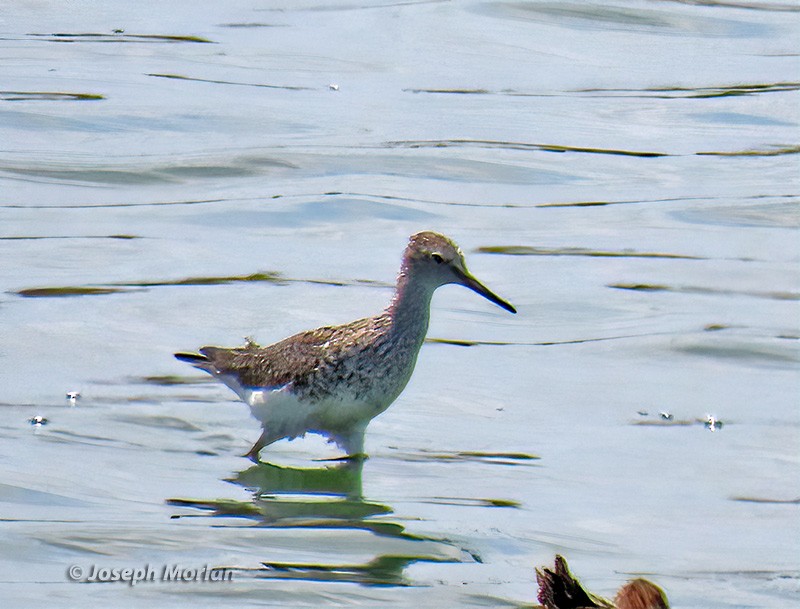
[243,384,393,442]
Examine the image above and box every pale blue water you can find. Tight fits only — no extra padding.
[1,1,798,607]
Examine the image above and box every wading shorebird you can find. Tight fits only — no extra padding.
[175,231,516,461]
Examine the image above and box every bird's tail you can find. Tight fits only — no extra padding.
[174,350,248,401]
[174,352,209,365]
[174,352,217,376]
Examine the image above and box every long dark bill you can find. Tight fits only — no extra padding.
[453,267,516,314]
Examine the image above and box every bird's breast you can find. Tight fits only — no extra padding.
[300,330,423,408]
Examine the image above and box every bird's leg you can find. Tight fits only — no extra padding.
[243,443,263,463]
[243,429,275,462]
[336,427,368,461]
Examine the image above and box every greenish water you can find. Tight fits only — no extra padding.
[1,1,798,607]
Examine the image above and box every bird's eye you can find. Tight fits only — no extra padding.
[431,253,444,264]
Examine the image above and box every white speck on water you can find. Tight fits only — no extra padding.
[704,415,723,432]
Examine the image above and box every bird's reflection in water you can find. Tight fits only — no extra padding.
[167,459,463,585]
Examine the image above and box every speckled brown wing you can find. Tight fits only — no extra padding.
[198,325,342,389]
[176,313,394,395]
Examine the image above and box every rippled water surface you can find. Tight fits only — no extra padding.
[1,1,798,607]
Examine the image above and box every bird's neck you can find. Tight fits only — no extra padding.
[385,268,436,344]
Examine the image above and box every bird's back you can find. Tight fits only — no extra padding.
[178,312,416,407]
